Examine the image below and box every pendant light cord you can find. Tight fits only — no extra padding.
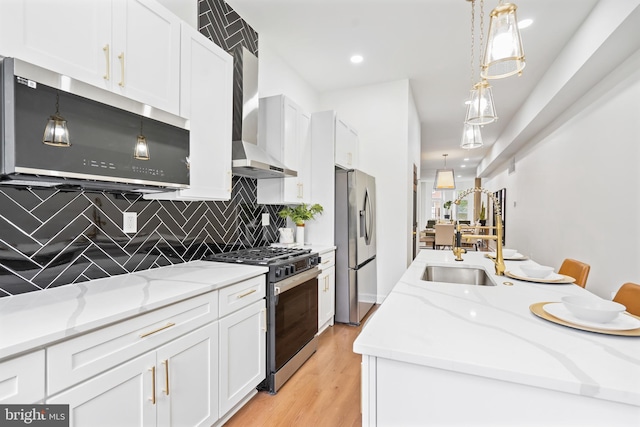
[470,0,475,88]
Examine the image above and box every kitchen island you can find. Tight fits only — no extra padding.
[354,251,640,426]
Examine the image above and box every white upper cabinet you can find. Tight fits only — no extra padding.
[1,0,181,115]
[145,23,233,201]
[335,118,360,169]
[257,95,313,204]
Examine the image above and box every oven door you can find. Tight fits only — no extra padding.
[273,267,319,372]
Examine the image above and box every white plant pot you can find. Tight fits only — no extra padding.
[296,225,305,245]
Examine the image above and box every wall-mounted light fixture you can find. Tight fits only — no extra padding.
[434,154,456,190]
[134,117,149,160]
[42,92,71,147]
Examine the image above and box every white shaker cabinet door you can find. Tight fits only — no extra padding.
[1,0,112,89]
[156,323,219,427]
[47,352,157,427]
[0,350,45,404]
[335,118,359,169]
[218,300,266,416]
[111,0,181,115]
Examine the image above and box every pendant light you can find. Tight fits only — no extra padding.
[134,117,150,160]
[465,0,497,127]
[460,123,484,149]
[434,154,456,190]
[481,1,525,79]
[42,92,71,147]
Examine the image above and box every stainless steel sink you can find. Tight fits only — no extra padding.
[422,265,496,286]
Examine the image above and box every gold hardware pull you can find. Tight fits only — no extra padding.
[262,308,267,332]
[228,170,232,193]
[103,44,110,80]
[118,52,125,87]
[140,322,176,338]
[163,360,169,395]
[322,259,331,264]
[237,289,257,299]
[347,152,352,165]
[150,366,156,404]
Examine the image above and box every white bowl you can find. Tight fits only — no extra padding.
[561,296,626,323]
[501,248,517,258]
[520,264,554,279]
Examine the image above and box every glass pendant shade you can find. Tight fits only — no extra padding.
[42,113,70,147]
[134,135,150,160]
[465,81,497,125]
[460,123,484,149]
[481,2,525,79]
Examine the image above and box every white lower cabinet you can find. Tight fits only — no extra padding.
[218,299,266,416]
[48,323,218,427]
[318,266,335,334]
[318,250,336,334]
[0,350,45,404]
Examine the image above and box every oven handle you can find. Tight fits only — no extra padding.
[274,267,320,295]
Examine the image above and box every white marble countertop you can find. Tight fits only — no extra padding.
[353,251,640,407]
[0,261,267,361]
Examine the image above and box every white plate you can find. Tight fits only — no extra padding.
[512,268,563,281]
[543,303,640,331]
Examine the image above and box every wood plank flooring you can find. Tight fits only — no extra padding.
[223,308,377,427]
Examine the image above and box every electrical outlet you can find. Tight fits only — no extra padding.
[123,212,137,233]
[262,213,270,226]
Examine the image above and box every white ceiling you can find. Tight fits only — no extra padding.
[225,0,602,180]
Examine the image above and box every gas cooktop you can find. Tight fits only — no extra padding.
[206,246,312,265]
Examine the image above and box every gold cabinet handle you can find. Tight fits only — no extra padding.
[140,322,176,338]
[347,152,353,165]
[162,360,169,395]
[150,366,156,404]
[103,44,110,80]
[227,170,232,193]
[118,52,125,87]
[237,289,257,299]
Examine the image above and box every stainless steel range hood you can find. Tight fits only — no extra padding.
[231,46,296,179]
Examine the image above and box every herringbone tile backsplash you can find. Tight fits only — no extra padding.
[0,1,273,297]
[0,177,285,297]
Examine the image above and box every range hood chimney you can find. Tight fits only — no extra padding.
[231,46,297,179]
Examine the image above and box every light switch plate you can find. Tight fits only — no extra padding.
[123,212,137,233]
[262,213,270,226]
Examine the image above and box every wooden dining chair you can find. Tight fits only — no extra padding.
[558,258,590,288]
[613,282,640,316]
[434,224,454,250]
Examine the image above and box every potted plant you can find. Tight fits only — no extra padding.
[478,202,486,226]
[443,200,452,220]
[278,203,323,245]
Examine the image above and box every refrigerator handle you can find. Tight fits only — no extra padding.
[364,188,373,244]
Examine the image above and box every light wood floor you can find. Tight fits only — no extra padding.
[223,308,377,427]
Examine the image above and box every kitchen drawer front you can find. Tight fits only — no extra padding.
[219,275,266,318]
[319,250,335,270]
[0,350,45,404]
[47,291,218,395]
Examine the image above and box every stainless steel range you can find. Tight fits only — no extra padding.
[207,247,321,393]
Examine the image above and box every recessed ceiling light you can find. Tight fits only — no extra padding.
[464,157,469,161]
[461,165,466,168]
[518,18,533,29]
[350,55,363,64]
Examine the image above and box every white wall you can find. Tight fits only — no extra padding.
[483,49,640,299]
[258,37,320,113]
[320,79,420,300]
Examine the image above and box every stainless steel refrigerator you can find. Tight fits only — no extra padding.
[334,169,377,325]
